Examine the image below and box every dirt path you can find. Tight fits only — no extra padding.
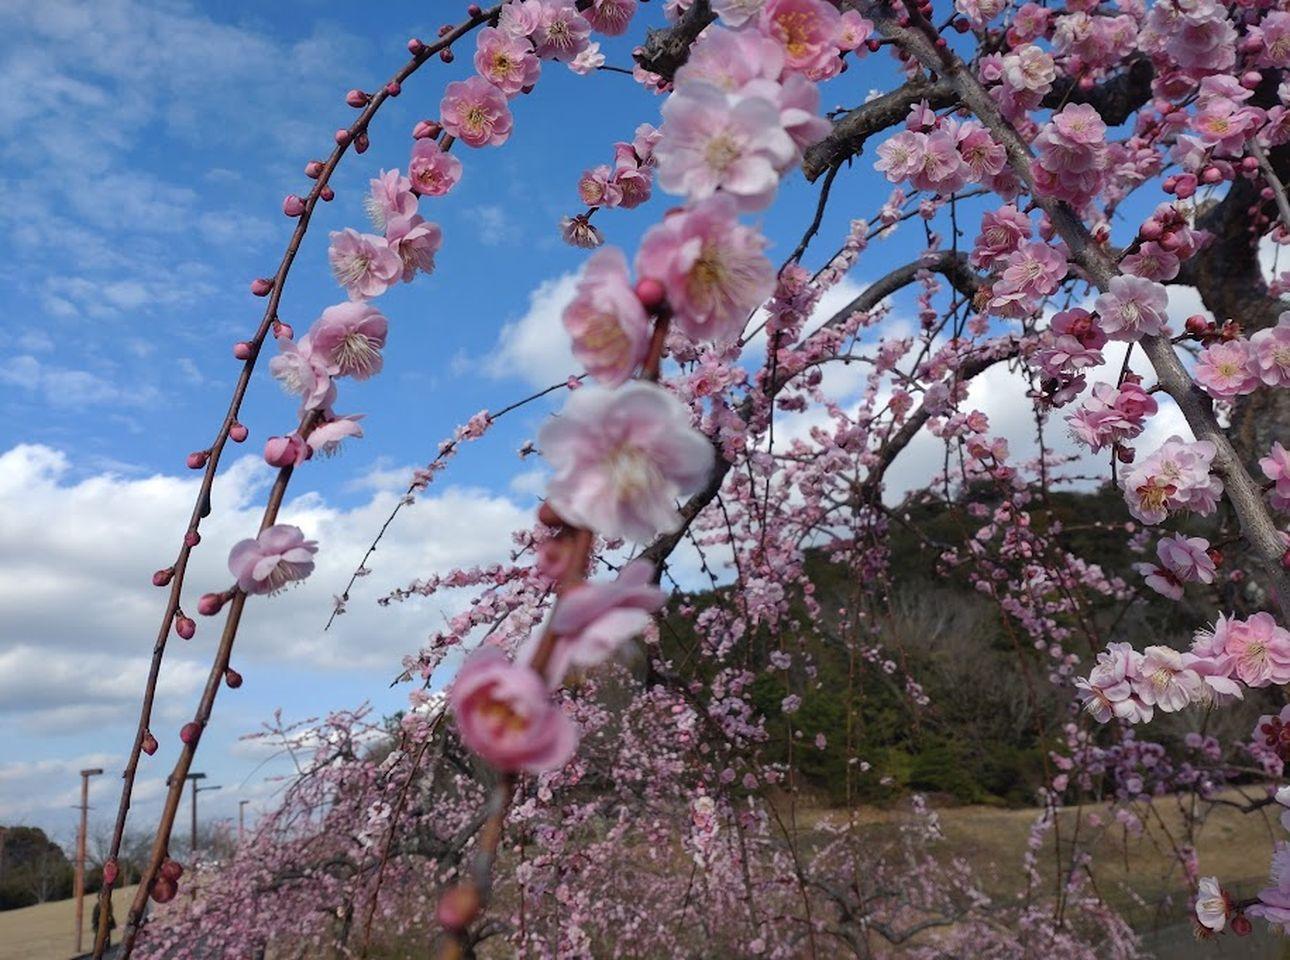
[0,886,136,960]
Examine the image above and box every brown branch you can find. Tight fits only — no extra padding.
[632,0,715,81]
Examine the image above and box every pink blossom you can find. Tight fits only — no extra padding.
[1261,441,1290,509]
[1133,646,1203,712]
[711,0,766,28]
[1120,242,1180,282]
[1195,877,1230,932]
[836,10,872,50]
[269,336,334,411]
[328,229,401,300]
[539,559,664,681]
[970,205,1031,268]
[440,76,514,148]
[578,164,623,208]
[408,139,463,197]
[531,1,592,61]
[1195,339,1258,398]
[1122,437,1222,524]
[1218,612,1290,687]
[449,647,578,773]
[1075,642,1152,723]
[307,415,363,457]
[562,247,651,387]
[758,0,842,79]
[561,214,604,248]
[474,26,541,97]
[1254,11,1290,68]
[1139,532,1217,599]
[1093,274,1169,341]
[264,433,308,468]
[498,0,544,37]
[309,302,388,380]
[655,81,796,211]
[570,42,605,74]
[1251,844,1290,931]
[228,524,318,595]
[677,25,783,91]
[1066,380,1158,452]
[1032,103,1108,208]
[1250,322,1290,388]
[583,0,637,35]
[539,381,715,541]
[385,214,442,282]
[364,169,416,229]
[610,148,652,208]
[632,123,662,163]
[635,195,775,344]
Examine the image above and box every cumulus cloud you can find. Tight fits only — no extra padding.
[484,272,580,387]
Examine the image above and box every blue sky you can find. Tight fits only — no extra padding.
[0,0,1204,846]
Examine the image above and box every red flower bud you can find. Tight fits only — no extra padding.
[412,120,441,140]
[1185,314,1209,336]
[225,668,243,689]
[635,277,667,310]
[1207,547,1224,567]
[160,859,184,881]
[354,132,370,154]
[103,859,119,886]
[197,592,225,617]
[142,731,158,756]
[468,3,482,15]
[386,80,401,96]
[334,128,351,146]
[175,615,196,640]
[184,530,201,547]
[439,48,455,63]
[233,341,253,360]
[282,195,306,217]
[345,88,370,108]
[229,423,249,443]
[250,277,273,297]
[150,876,177,903]
[304,160,324,179]
[320,185,335,202]
[1232,913,1253,936]
[153,567,175,587]
[186,451,208,470]
[407,37,425,55]
[179,722,201,745]
[274,321,294,340]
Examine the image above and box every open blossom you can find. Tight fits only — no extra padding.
[1213,612,1290,687]
[531,0,592,61]
[449,647,578,773]
[540,381,715,542]
[655,81,796,211]
[328,229,401,300]
[309,302,388,380]
[440,76,514,147]
[582,0,637,35]
[1094,275,1169,341]
[539,559,664,681]
[307,414,363,457]
[1133,646,1203,712]
[971,204,1031,268]
[228,524,318,595]
[712,0,766,27]
[1251,843,1290,931]
[1032,103,1107,208]
[269,336,334,411]
[988,241,1066,315]
[364,169,416,229]
[635,195,775,344]
[385,214,441,282]
[562,247,650,387]
[1261,441,1290,510]
[758,0,843,79]
[474,26,541,97]
[610,145,652,208]
[1122,437,1222,524]
[1066,380,1157,452]
[570,42,605,75]
[1195,339,1257,398]
[578,164,623,208]
[1195,877,1229,932]
[1250,322,1290,387]
[561,214,604,248]
[408,138,462,197]
[1136,533,1215,599]
[678,24,783,91]
[1075,642,1152,723]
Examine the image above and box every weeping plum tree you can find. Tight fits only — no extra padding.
[88,0,1290,956]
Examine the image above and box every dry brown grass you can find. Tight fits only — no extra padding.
[0,885,136,960]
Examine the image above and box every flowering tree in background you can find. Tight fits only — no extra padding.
[86,0,1290,956]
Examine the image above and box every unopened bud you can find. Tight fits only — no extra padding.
[150,876,177,904]
[179,722,201,745]
[635,277,666,310]
[334,128,351,146]
[1139,218,1162,241]
[439,48,455,63]
[175,615,196,640]
[537,502,564,528]
[1207,547,1224,567]
[225,667,243,689]
[1185,314,1209,336]
[265,433,308,468]
[407,37,425,55]
[233,341,253,360]
[250,277,273,297]
[103,859,119,886]
[142,731,158,756]
[1232,913,1253,936]
[153,567,175,587]
[197,592,226,616]
[304,160,324,179]
[274,320,294,340]
[186,451,208,470]
[354,132,370,154]
[468,3,482,15]
[161,859,184,881]
[184,530,201,547]
[320,185,335,202]
[386,80,402,96]
[346,88,370,108]
[282,195,306,217]
[229,422,249,443]
[412,120,441,140]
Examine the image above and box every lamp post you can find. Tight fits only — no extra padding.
[192,780,221,853]
[74,767,103,954]
[238,800,249,843]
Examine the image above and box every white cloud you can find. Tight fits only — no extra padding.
[0,444,534,736]
[0,355,158,408]
[484,272,580,387]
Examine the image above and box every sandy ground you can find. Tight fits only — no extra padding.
[0,886,136,960]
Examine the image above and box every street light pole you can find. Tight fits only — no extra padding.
[74,767,103,954]
[238,800,249,843]
[192,781,222,853]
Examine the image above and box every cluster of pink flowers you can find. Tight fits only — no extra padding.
[876,104,1006,198]
[1133,533,1216,601]
[328,169,442,300]
[1066,377,1157,453]
[1122,437,1222,525]
[1093,274,1170,342]
[1193,321,1290,399]
[1193,612,1290,689]
[575,123,658,212]
[1263,441,1290,510]
[1032,104,1108,210]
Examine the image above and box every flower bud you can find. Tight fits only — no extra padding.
[175,615,196,640]
[103,859,119,886]
[346,88,370,108]
[153,567,175,587]
[635,277,667,311]
[1185,314,1209,336]
[439,48,455,63]
[1139,218,1162,240]
[468,3,482,15]
[264,433,308,468]
[225,668,243,689]
[142,731,158,756]
[197,592,226,616]
[1207,547,1224,567]
[407,37,425,55]
[320,185,335,202]
[282,194,306,217]
[161,859,184,881]
[150,876,177,904]
[1202,166,1223,185]
[186,451,208,470]
[436,884,481,931]
[274,321,294,340]
[179,722,201,745]
[1173,174,1197,200]
[184,530,202,547]
[412,120,441,140]
[1115,445,1135,464]
[386,80,401,96]
[304,160,324,179]
[229,423,249,443]
[1242,71,1263,90]
[355,132,370,154]
[1232,913,1253,936]
[334,128,351,146]
[250,277,273,297]
[233,341,253,360]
